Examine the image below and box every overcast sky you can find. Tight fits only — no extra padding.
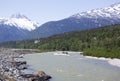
[0,0,120,25]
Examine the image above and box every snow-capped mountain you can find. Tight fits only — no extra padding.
[0,14,39,31]
[71,2,120,20]
[31,2,120,38]
[0,14,39,42]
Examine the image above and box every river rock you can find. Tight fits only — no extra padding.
[37,71,52,80]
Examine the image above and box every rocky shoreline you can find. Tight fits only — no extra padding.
[0,48,52,81]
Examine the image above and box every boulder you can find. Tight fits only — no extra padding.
[20,71,52,81]
[37,71,52,80]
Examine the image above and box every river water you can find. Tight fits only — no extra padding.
[23,52,120,81]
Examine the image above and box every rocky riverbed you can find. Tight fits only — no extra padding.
[0,48,52,81]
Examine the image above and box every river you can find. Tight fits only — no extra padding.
[23,51,120,81]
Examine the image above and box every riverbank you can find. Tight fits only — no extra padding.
[54,51,120,68]
[34,50,120,68]
[85,56,120,68]
[0,48,52,81]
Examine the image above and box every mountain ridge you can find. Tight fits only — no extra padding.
[31,2,120,39]
[70,2,120,18]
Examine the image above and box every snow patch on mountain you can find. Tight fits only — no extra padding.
[3,18,38,31]
[0,14,39,31]
[70,2,120,19]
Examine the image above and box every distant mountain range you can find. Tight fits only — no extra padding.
[0,2,120,42]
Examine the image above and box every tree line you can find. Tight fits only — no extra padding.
[0,24,120,58]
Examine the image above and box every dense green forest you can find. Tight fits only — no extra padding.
[0,24,120,58]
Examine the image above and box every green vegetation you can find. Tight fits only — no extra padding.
[0,24,120,58]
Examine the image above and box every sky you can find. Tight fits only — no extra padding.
[0,0,120,25]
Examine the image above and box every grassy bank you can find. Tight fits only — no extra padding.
[84,48,120,58]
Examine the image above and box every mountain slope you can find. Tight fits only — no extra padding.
[0,24,30,42]
[31,2,120,38]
